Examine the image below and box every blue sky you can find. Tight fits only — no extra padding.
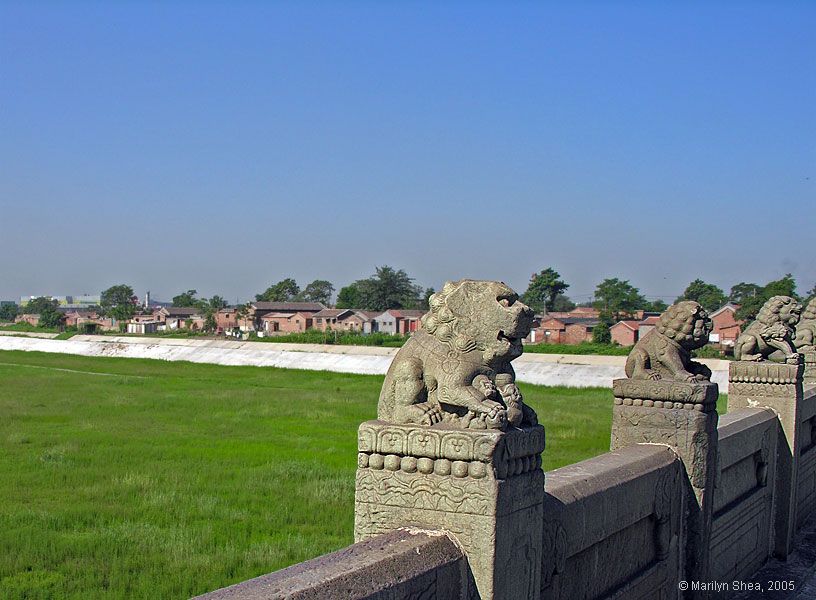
[1,1,814,304]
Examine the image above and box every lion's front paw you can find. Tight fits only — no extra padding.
[484,410,507,429]
[786,353,801,365]
[647,371,663,381]
[419,405,443,426]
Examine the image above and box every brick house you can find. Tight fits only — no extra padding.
[15,314,41,327]
[610,320,641,347]
[248,301,325,330]
[313,309,379,333]
[709,303,742,349]
[64,310,98,328]
[215,307,239,333]
[529,317,600,345]
[261,311,313,334]
[312,309,348,331]
[154,307,204,330]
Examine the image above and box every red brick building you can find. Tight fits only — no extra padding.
[610,320,640,347]
[214,308,240,333]
[261,311,314,334]
[529,316,600,345]
[248,301,325,330]
[709,303,742,349]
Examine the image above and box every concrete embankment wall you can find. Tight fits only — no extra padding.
[0,334,731,391]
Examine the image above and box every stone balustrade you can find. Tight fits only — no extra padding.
[198,289,816,599]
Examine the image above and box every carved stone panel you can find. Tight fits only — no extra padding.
[355,421,545,600]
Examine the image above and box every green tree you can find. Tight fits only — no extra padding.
[24,296,58,315]
[236,303,252,329]
[763,273,797,298]
[100,285,137,322]
[298,280,334,305]
[256,278,300,302]
[207,295,228,311]
[336,283,362,309]
[198,296,227,332]
[677,279,727,312]
[735,274,800,322]
[522,268,570,312]
[644,299,669,313]
[729,282,762,304]
[592,321,611,344]
[551,294,576,312]
[592,278,647,320]
[355,266,423,311]
[172,289,202,308]
[0,303,18,321]
[23,297,64,328]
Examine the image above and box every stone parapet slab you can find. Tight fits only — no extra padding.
[612,378,718,411]
[194,528,467,600]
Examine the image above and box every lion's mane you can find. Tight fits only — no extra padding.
[656,300,711,348]
[421,281,479,354]
[755,295,802,329]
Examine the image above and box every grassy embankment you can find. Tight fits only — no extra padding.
[0,323,61,333]
[0,350,727,598]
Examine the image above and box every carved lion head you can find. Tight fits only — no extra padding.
[656,300,712,350]
[421,280,534,361]
[801,298,816,322]
[756,295,802,331]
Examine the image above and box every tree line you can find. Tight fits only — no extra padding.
[6,269,812,336]
[520,268,815,344]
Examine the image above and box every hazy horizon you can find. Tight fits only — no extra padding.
[2,2,814,304]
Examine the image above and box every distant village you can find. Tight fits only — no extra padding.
[3,268,804,353]
[2,291,745,350]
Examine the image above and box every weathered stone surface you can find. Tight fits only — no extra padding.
[796,388,816,529]
[193,528,467,600]
[611,375,718,596]
[612,378,718,410]
[802,352,816,384]
[794,299,816,353]
[355,420,545,600]
[624,300,713,383]
[734,296,803,363]
[542,444,683,600]
[711,408,778,582]
[378,280,536,430]
[728,360,805,558]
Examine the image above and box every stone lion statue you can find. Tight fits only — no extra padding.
[734,295,802,362]
[378,279,536,430]
[625,300,713,382]
[793,298,816,353]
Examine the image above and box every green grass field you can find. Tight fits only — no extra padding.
[0,350,723,598]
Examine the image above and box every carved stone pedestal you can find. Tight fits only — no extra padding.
[803,352,816,385]
[611,379,719,594]
[728,360,805,558]
[354,420,545,600]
